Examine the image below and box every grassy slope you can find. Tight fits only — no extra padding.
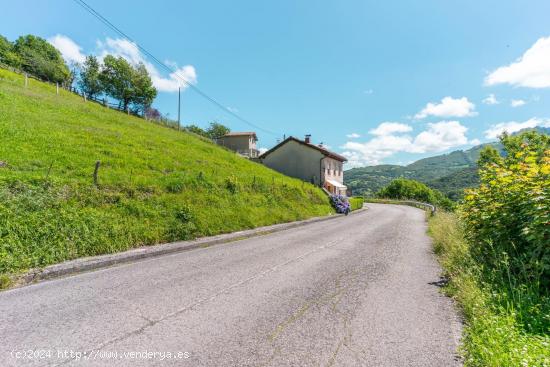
[429,212,549,366]
[0,68,333,277]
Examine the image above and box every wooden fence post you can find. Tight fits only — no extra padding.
[93,161,101,186]
[56,82,59,95]
[24,73,28,88]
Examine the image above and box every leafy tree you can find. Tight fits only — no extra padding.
[130,63,157,115]
[13,35,70,84]
[462,131,550,287]
[78,55,102,98]
[99,55,134,110]
[0,35,21,68]
[377,178,454,210]
[184,124,209,137]
[205,122,230,139]
[477,144,501,167]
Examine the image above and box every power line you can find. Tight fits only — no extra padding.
[72,0,280,136]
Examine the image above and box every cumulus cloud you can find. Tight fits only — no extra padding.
[410,121,469,153]
[485,36,550,88]
[482,93,499,105]
[469,138,481,146]
[341,120,472,166]
[414,96,477,119]
[484,117,550,139]
[510,99,526,107]
[346,133,361,139]
[48,34,86,64]
[48,35,197,93]
[369,122,412,136]
[97,37,197,93]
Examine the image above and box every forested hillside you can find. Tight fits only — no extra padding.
[345,127,550,199]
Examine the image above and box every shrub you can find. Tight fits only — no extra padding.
[349,196,364,211]
[377,178,455,210]
[330,195,350,214]
[461,131,550,288]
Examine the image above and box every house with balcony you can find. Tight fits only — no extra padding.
[259,135,348,196]
[215,132,260,158]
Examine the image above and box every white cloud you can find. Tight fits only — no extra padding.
[363,89,374,95]
[346,133,361,139]
[341,120,471,166]
[97,37,197,93]
[484,117,550,139]
[414,96,477,119]
[485,36,550,88]
[510,99,526,107]
[482,93,499,105]
[410,121,468,153]
[369,122,412,136]
[48,34,86,64]
[470,138,481,146]
[258,147,268,155]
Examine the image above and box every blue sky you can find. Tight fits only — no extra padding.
[2,0,550,166]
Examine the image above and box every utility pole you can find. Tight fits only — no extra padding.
[177,87,181,130]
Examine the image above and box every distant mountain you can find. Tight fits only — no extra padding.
[344,143,496,197]
[344,126,549,198]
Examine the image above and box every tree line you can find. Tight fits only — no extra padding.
[0,33,156,114]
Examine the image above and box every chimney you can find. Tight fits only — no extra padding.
[305,134,311,144]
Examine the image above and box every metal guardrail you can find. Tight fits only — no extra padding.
[364,198,437,215]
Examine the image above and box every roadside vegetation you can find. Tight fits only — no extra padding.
[429,131,549,366]
[348,196,364,211]
[0,68,333,286]
[375,177,455,211]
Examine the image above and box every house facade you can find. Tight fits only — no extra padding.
[215,132,259,158]
[259,135,348,196]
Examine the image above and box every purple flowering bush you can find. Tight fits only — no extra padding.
[330,194,351,215]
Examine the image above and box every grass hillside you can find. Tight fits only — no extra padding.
[0,68,332,280]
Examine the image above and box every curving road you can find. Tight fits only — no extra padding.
[0,204,462,366]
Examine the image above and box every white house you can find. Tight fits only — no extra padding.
[215,132,259,158]
[259,135,348,196]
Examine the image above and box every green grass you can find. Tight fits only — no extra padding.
[428,212,550,366]
[0,68,333,280]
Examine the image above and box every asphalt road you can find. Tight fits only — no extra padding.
[0,204,462,367]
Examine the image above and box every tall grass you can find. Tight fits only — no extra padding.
[429,212,550,366]
[0,68,334,283]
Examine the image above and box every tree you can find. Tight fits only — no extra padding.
[13,35,70,84]
[99,55,134,110]
[462,131,550,287]
[184,124,208,137]
[131,63,157,115]
[0,35,21,68]
[205,122,230,139]
[78,55,102,98]
[377,178,454,210]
